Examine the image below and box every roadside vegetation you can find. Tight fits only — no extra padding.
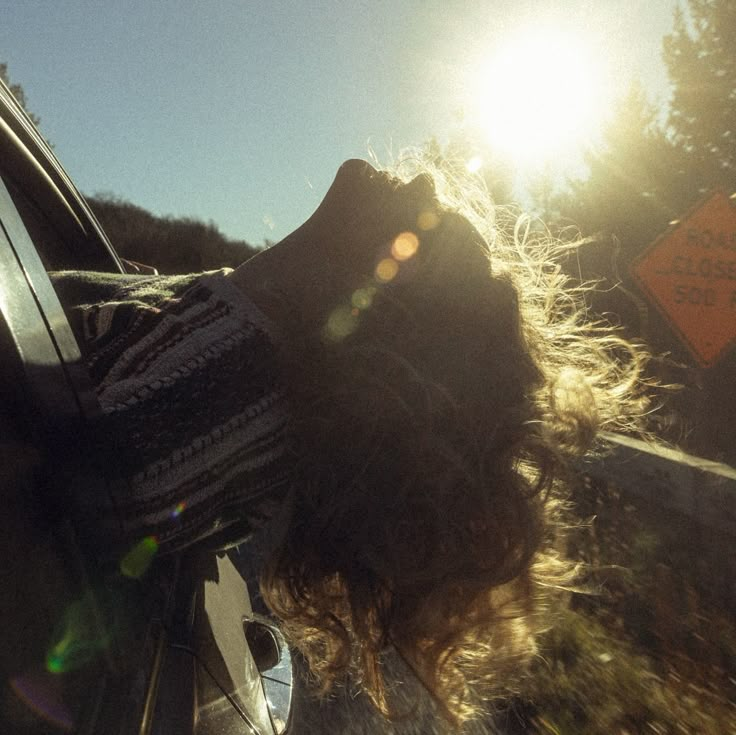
[500,474,736,734]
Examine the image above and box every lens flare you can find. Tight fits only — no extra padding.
[10,672,74,731]
[325,305,359,341]
[375,258,399,282]
[466,156,483,173]
[171,501,186,519]
[391,232,419,261]
[351,286,376,310]
[120,535,159,579]
[45,591,110,674]
[417,209,440,231]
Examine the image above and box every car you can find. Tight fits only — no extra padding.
[0,76,293,735]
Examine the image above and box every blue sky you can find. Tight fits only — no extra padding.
[2,1,678,245]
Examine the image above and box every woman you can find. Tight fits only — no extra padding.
[53,159,647,725]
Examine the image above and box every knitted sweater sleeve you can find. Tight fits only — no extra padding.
[52,269,290,555]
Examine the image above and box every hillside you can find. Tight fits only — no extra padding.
[88,195,261,274]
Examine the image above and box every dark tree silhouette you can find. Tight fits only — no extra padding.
[88,195,260,274]
[663,0,736,192]
[0,63,41,127]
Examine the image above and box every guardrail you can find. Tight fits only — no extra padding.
[579,432,736,537]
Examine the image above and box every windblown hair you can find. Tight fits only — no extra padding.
[260,159,650,725]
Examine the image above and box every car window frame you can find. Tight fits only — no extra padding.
[0,79,123,275]
[0,77,291,735]
[0,82,175,735]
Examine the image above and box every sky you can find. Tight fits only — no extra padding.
[1,1,679,246]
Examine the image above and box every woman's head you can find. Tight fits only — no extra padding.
[235,160,489,340]
[248,159,649,724]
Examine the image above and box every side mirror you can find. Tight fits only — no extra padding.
[243,616,293,734]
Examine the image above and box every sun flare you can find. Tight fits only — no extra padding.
[469,29,603,167]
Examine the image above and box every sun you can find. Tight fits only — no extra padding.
[469,28,604,168]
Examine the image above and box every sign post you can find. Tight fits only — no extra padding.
[631,191,736,367]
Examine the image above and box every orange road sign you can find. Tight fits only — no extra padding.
[631,191,736,367]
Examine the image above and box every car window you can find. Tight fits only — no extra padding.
[0,307,108,733]
[3,172,72,272]
[4,171,119,277]
[0,170,164,734]
[0,102,278,735]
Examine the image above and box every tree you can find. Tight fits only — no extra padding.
[548,1,736,461]
[0,63,41,127]
[663,0,736,193]
[660,1,736,463]
[88,194,259,274]
[556,0,736,251]
[556,82,687,252]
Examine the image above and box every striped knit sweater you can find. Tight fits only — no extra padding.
[52,269,290,555]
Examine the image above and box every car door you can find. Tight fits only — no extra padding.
[0,78,292,735]
[0,76,182,735]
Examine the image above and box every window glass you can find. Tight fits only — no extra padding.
[1,170,112,273]
[2,174,75,272]
[0,314,106,733]
[0,185,161,733]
